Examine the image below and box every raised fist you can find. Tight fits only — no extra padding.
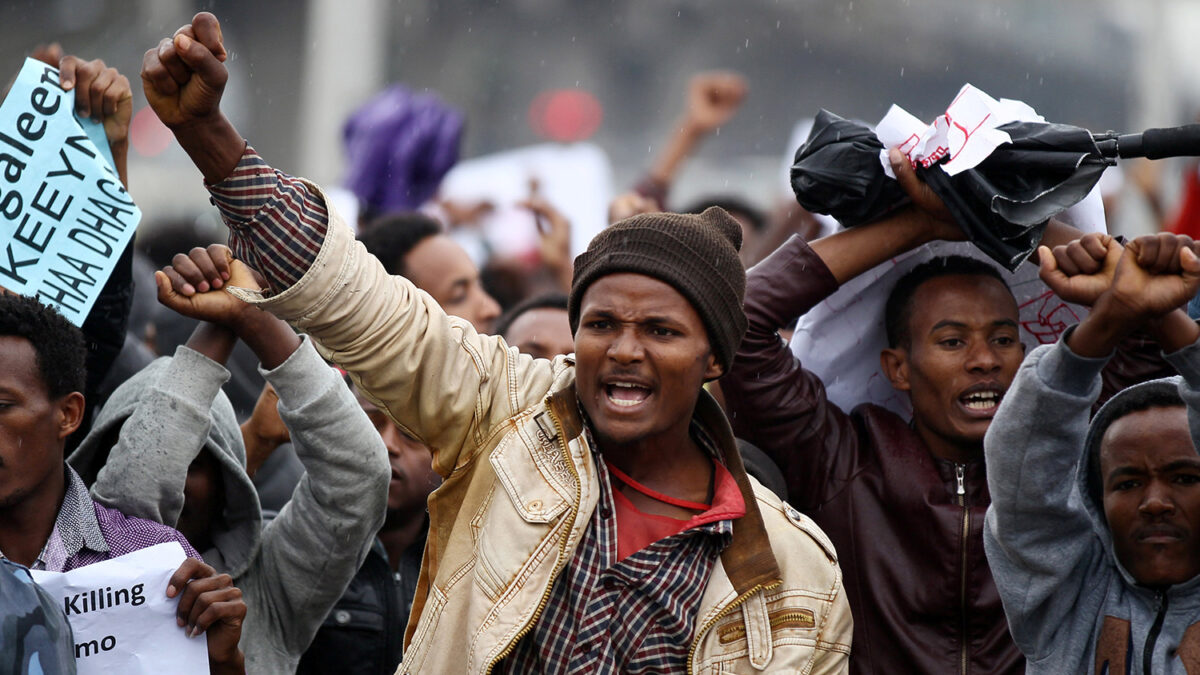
[155,244,265,329]
[685,71,747,134]
[1037,233,1123,307]
[1105,233,1200,322]
[141,12,229,130]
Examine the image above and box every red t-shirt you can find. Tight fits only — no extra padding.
[606,460,746,561]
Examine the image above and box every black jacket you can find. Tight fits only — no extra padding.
[297,529,425,674]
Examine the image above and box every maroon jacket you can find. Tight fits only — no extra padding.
[723,235,1022,674]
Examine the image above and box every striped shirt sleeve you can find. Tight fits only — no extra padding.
[207,145,329,294]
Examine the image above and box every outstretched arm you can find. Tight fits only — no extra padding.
[81,246,269,528]
[141,15,240,184]
[146,13,556,474]
[56,55,135,451]
[724,149,966,508]
[721,233,863,511]
[634,71,747,207]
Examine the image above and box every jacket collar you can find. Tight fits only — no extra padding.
[547,383,783,596]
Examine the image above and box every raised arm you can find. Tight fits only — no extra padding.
[144,13,554,475]
[160,244,391,657]
[55,55,135,450]
[723,153,964,508]
[983,233,1200,657]
[721,234,864,511]
[75,246,265,527]
[633,71,747,207]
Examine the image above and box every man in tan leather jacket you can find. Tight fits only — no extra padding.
[144,12,852,673]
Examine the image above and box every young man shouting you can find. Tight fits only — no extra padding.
[142,12,852,674]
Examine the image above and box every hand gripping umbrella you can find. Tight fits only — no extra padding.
[791,99,1200,271]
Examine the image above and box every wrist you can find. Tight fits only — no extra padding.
[233,308,301,370]
[171,113,245,184]
[1068,294,1138,358]
[184,322,238,365]
[679,116,708,140]
[210,648,245,675]
[892,208,941,250]
[1148,309,1200,354]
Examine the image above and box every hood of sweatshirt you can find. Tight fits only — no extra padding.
[1079,375,1200,594]
[69,356,262,579]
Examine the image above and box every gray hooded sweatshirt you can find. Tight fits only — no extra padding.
[70,337,389,673]
[983,334,1200,674]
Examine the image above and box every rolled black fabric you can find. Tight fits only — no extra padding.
[790,110,910,227]
[791,115,1115,272]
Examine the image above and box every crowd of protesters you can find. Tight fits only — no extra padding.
[4,10,1200,675]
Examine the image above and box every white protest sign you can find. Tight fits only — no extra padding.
[437,142,614,259]
[0,57,141,326]
[30,542,208,675]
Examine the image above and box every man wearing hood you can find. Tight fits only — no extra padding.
[69,253,390,672]
[985,232,1200,673]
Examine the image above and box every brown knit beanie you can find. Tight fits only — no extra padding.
[568,206,747,372]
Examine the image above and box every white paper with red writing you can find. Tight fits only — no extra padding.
[876,83,1044,178]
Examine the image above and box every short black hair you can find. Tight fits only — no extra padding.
[357,212,442,277]
[495,293,569,338]
[884,256,1010,349]
[1086,381,1186,513]
[683,195,766,233]
[0,294,86,398]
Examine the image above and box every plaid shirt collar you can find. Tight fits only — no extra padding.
[34,466,108,571]
[496,417,736,673]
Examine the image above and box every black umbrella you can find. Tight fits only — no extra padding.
[791,110,1200,271]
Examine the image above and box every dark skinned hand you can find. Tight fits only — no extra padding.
[887,147,965,244]
[141,12,228,131]
[166,558,246,672]
[155,244,265,329]
[1037,232,1124,307]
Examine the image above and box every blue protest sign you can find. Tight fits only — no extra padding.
[0,57,140,326]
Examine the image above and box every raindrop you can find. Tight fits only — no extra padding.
[900,67,905,77]
[745,38,750,48]
[776,20,781,29]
